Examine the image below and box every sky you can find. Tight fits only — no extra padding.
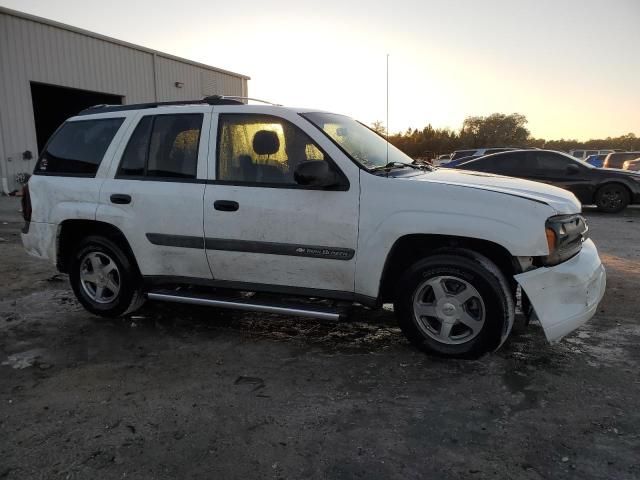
[2,0,639,140]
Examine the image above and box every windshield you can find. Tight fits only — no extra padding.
[301,112,415,169]
[451,150,477,160]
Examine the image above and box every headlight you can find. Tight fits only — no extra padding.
[541,214,587,266]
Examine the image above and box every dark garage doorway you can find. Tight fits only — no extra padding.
[30,82,123,152]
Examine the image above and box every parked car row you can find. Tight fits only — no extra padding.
[603,151,640,169]
[440,147,520,167]
[452,149,640,212]
[569,149,615,160]
[584,153,606,168]
[623,158,640,171]
[439,148,640,171]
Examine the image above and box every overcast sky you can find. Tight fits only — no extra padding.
[2,0,639,140]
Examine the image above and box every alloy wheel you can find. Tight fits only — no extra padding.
[79,251,121,304]
[412,275,486,345]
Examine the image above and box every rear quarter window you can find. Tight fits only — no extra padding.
[35,118,124,176]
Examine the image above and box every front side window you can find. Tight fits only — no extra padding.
[532,151,593,172]
[117,114,202,179]
[217,114,335,185]
[533,152,574,172]
[302,112,414,169]
[36,118,124,176]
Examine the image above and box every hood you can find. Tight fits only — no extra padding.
[600,167,640,177]
[404,169,581,214]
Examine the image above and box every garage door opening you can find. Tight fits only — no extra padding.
[30,82,123,153]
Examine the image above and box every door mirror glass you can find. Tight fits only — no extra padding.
[566,163,580,175]
[294,161,339,187]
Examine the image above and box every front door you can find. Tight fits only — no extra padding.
[203,108,360,295]
[525,151,594,203]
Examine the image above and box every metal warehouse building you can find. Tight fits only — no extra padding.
[0,6,250,194]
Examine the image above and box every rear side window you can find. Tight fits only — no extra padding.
[117,114,203,179]
[35,118,124,176]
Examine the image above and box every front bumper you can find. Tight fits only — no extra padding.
[514,239,606,342]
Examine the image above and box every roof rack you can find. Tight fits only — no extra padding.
[77,95,276,116]
[220,96,282,106]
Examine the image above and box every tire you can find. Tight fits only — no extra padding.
[69,235,145,317]
[595,184,630,213]
[394,250,514,358]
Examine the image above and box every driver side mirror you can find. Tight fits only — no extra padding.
[566,163,580,175]
[294,161,342,188]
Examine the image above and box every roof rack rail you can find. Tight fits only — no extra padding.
[76,95,256,116]
[220,96,282,106]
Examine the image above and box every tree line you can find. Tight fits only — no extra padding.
[372,114,640,159]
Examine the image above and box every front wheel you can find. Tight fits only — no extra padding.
[69,236,145,317]
[394,250,514,358]
[595,184,629,213]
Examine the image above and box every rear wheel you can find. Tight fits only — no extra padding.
[394,250,513,358]
[69,236,145,317]
[595,184,629,213]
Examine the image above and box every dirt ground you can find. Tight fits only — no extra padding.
[1,197,639,480]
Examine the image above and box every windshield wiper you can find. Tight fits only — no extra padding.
[370,161,432,172]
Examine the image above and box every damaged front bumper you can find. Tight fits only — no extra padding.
[515,239,606,342]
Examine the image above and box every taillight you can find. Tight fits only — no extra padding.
[21,183,32,223]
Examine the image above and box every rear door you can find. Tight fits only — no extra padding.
[97,107,213,280]
[202,107,360,295]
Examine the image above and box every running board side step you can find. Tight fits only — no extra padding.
[147,291,342,321]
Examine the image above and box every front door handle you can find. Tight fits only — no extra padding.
[110,194,131,205]
[214,200,239,212]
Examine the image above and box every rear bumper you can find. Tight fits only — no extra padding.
[514,239,606,342]
[21,221,57,264]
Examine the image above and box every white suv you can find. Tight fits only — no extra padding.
[21,96,606,357]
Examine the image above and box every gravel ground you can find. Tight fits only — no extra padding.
[1,197,639,479]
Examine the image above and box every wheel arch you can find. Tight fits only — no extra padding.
[596,180,633,201]
[57,219,139,274]
[377,234,520,304]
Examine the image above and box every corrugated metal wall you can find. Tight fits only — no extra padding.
[0,8,248,193]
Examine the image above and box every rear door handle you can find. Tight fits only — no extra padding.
[214,200,239,212]
[110,194,131,205]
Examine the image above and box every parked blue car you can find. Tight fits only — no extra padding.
[585,154,606,168]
